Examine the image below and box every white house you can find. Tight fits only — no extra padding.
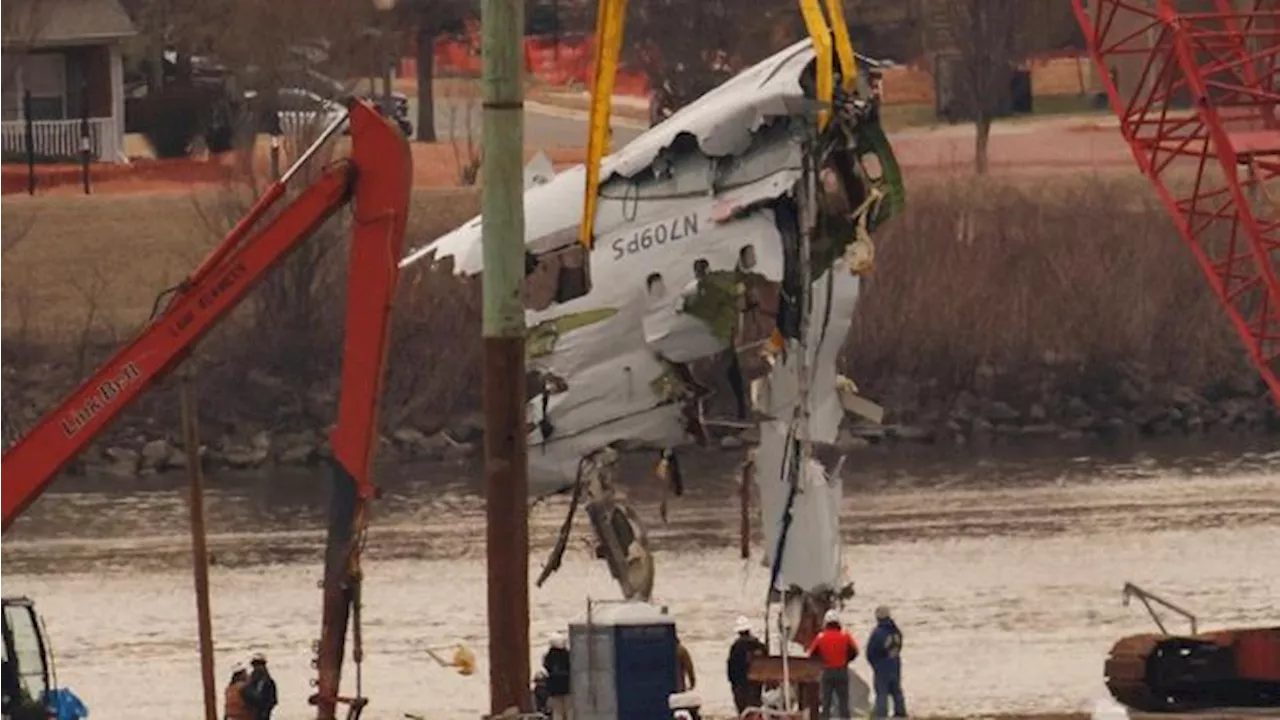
[1,0,135,163]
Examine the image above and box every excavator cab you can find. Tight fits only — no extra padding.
[1,596,55,720]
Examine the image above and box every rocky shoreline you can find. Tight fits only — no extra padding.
[35,368,1278,479]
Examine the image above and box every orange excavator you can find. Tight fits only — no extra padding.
[0,97,410,720]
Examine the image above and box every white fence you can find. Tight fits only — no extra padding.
[0,117,122,163]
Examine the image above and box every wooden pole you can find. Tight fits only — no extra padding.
[480,0,530,713]
[180,374,218,720]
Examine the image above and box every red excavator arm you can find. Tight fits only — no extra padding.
[0,97,411,720]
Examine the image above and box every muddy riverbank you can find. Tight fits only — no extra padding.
[5,354,1277,481]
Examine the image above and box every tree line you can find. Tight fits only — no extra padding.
[8,0,1084,169]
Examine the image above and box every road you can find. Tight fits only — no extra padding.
[411,95,646,148]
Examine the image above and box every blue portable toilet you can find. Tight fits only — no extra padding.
[568,601,677,720]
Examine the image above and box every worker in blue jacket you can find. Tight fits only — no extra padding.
[865,606,907,718]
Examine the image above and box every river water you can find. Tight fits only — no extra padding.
[3,439,1279,719]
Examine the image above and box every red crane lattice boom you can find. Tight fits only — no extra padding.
[1072,0,1280,406]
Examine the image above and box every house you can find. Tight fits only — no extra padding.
[1,0,135,163]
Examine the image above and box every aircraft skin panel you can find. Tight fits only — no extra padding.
[525,197,791,483]
[756,419,844,592]
[752,258,863,445]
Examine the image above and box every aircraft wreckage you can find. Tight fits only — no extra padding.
[401,38,905,639]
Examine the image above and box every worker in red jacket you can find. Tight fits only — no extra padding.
[807,609,859,720]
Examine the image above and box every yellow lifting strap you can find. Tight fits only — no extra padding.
[798,0,834,130]
[577,0,857,248]
[798,0,859,130]
[823,0,858,93]
[578,0,629,251]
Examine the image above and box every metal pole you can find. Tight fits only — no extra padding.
[740,454,752,560]
[382,34,394,113]
[180,374,218,720]
[480,0,530,715]
[269,135,281,181]
[779,588,792,711]
[80,81,91,195]
[24,90,35,196]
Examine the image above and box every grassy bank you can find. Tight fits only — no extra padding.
[1,174,1274,472]
[848,175,1244,398]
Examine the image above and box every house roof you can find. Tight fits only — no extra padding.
[2,0,137,48]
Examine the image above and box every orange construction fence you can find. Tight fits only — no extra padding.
[400,32,652,97]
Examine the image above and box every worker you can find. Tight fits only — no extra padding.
[542,632,572,720]
[531,668,551,717]
[726,615,767,714]
[224,663,252,720]
[675,631,697,692]
[2,659,21,710]
[241,652,278,720]
[807,609,859,720]
[866,606,907,718]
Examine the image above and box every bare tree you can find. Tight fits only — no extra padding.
[625,0,795,115]
[189,121,349,396]
[933,0,1077,174]
[399,0,471,143]
[1,0,53,90]
[210,0,374,84]
[933,0,1023,174]
[441,81,481,184]
[116,0,230,91]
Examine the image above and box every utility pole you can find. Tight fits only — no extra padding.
[480,0,530,715]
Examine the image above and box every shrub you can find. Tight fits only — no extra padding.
[204,122,235,154]
[136,88,205,159]
[844,175,1242,402]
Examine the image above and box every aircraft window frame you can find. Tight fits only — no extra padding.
[645,272,665,299]
[522,238,593,311]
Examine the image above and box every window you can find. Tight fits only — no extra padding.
[1,53,21,120]
[645,272,665,299]
[523,242,592,311]
[4,52,68,121]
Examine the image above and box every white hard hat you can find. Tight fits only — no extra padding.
[823,609,841,626]
[250,652,267,664]
[875,605,891,620]
[734,615,751,634]
[548,632,567,649]
[231,662,246,674]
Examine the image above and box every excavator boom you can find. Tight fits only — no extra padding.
[0,98,411,720]
[0,98,409,530]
